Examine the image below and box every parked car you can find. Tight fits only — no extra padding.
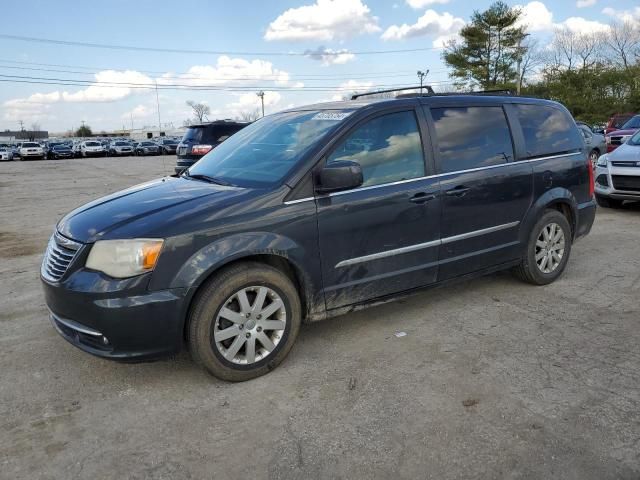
[595,129,640,208]
[604,113,635,135]
[49,144,74,159]
[11,143,21,159]
[0,144,13,161]
[19,142,45,160]
[175,120,249,174]
[109,141,134,156]
[41,93,595,381]
[577,122,606,166]
[157,138,178,155]
[134,141,160,156]
[0,147,12,161]
[79,141,106,157]
[605,114,640,152]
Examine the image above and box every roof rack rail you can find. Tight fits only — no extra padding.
[351,85,435,100]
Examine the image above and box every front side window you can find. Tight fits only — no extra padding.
[327,111,425,187]
[431,106,514,173]
[514,104,581,158]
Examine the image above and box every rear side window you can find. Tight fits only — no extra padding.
[204,125,243,143]
[327,110,425,188]
[431,106,514,173]
[514,104,581,158]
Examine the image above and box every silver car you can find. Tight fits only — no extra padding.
[595,130,640,208]
[578,123,606,167]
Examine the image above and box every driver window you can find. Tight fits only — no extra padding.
[327,111,425,187]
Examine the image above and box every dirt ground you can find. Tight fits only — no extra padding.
[1,156,639,480]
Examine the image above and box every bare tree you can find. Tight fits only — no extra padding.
[607,21,640,69]
[575,32,605,70]
[186,100,211,123]
[237,109,261,122]
[30,122,41,132]
[550,27,578,71]
[519,39,546,86]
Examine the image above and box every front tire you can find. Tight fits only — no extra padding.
[188,262,301,382]
[513,210,572,285]
[596,195,623,209]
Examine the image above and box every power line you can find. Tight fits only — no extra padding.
[0,76,451,93]
[0,34,444,57]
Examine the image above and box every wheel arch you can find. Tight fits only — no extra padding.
[520,188,578,245]
[174,233,322,341]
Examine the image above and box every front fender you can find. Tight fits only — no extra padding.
[519,187,578,245]
[169,232,302,289]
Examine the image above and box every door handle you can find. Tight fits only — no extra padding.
[409,192,436,204]
[445,186,470,197]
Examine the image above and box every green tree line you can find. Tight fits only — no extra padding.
[442,1,640,124]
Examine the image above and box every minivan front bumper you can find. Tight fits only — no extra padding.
[42,272,188,361]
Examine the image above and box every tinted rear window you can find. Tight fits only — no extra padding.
[514,104,581,158]
[23,143,40,148]
[431,106,514,173]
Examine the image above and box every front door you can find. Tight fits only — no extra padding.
[426,104,533,280]
[316,109,441,310]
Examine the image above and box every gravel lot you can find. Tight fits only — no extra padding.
[1,156,639,479]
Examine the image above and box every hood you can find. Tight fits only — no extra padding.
[608,142,640,161]
[606,128,638,137]
[57,176,250,243]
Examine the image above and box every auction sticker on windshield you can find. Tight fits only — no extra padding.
[312,111,352,121]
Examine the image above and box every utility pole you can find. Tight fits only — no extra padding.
[257,91,265,117]
[18,120,24,131]
[155,81,162,132]
[417,70,429,94]
[130,113,134,131]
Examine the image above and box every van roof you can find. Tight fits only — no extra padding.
[283,94,564,113]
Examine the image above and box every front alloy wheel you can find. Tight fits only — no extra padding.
[188,262,301,381]
[213,286,287,365]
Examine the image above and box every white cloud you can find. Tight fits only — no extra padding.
[264,0,380,41]
[121,105,152,120]
[516,1,610,34]
[162,56,292,87]
[381,9,465,46]
[560,16,610,34]
[576,0,596,7]
[331,80,374,101]
[62,70,152,103]
[406,0,450,8]
[304,46,356,66]
[516,1,554,32]
[602,6,640,24]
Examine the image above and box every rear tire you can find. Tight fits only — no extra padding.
[588,149,599,167]
[188,262,301,382]
[595,195,623,209]
[513,210,572,285]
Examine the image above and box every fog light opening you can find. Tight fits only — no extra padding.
[101,336,109,346]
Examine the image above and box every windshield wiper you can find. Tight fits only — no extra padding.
[182,171,233,186]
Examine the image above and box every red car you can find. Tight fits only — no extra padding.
[605,114,640,152]
[604,113,635,135]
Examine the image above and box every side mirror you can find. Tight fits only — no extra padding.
[315,160,363,194]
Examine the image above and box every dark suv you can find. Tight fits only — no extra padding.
[41,93,595,381]
[175,120,248,174]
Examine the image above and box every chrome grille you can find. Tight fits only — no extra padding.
[42,233,82,281]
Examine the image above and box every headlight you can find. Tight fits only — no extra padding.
[86,239,163,278]
[596,154,608,167]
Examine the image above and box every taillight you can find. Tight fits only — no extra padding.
[587,154,594,198]
[191,144,212,155]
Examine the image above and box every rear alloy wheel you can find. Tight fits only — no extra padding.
[589,149,599,167]
[188,262,301,381]
[513,209,572,285]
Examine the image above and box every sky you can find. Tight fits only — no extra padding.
[0,0,638,134]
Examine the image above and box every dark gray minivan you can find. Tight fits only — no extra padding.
[41,92,595,381]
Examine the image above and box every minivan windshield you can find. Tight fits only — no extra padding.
[187,110,352,188]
